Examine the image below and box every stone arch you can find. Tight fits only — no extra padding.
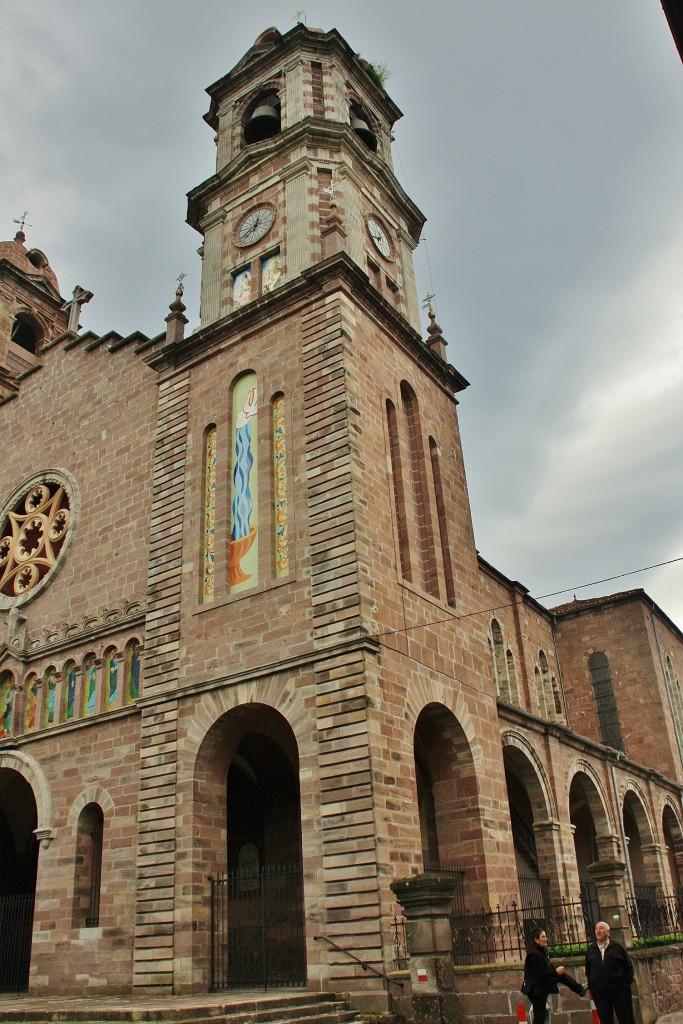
[567,764,615,906]
[502,732,558,904]
[622,782,660,890]
[662,800,683,890]
[67,785,115,832]
[0,748,53,838]
[183,688,309,990]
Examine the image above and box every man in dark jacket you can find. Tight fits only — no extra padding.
[585,921,635,1024]
[524,927,587,1024]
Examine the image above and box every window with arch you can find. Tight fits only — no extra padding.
[63,660,77,722]
[491,620,509,700]
[124,639,142,705]
[202,424,217,604]
[589,652,624,751]
[104,647,118,709]
[0,670,14,738]
[534,666,546,717]
[665,656,683,749]
[73,803,104,928]
[230,372,259,593]
[537,651,564,721]
[24,672,38,733]
[10,311,42,355]
[82,654,97,717]
[506,649,520,706]
[43,665,57,727]
[386,399,411,581]
[400,381,438,598]
[272,393,289,578]
[429,437,456,607]
[349,101,378,152]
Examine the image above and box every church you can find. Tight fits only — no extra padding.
[1,24,682,1009]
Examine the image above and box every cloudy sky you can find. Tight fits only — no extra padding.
[2,2,682,628]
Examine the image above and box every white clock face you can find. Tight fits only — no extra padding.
[238,207,274,246]
[367,217,391,259]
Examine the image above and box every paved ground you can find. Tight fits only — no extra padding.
[0,988,307,1014]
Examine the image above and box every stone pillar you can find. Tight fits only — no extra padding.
[391,874,460,1024]
[587,859,632,947]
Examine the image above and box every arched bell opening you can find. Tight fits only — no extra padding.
[350,103,378,152]
[0,768,39,992]
[243,93,281,145]
[10,312,43,356]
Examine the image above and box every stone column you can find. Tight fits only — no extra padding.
[391,874,459,1024]
[587,859,632,946]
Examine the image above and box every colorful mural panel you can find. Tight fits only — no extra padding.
[273,395,289,577]
[25,675,37,732]
[230,373,258,592]
[233,268,252,308]
[126,641,141,703]
[203,426,217,603]
[0,672,13,738]
[83,655,97,716]
[43,667,57,727]
[261,251,282,294]
[64,661,76,721]
[106,649,118,707]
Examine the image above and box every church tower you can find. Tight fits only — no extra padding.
[187,25,425,331]
[134,23,493,1004]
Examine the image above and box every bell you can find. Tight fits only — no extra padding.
[351,117,378,152]
[244,105,280,144]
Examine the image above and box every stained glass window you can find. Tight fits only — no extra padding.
[203,426,217,603]
[25,674,38,732]
[43,666,57,727]
[230,373,258,592]
[125,640,141,704]
[105,648,118,708]
[63,660,76,721]
[83,654,97,717]
[0,671,14,738]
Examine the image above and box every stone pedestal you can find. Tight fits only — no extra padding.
[587,859,632,946]
[391,874,460,1024]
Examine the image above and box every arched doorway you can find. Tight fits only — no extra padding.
[501,741,555,908]
[662,805,683,892]
[194,704,306,990]
[0,768,39,992]
[413,703,482,908]
[568,770,611,925]
[623,790,660,896]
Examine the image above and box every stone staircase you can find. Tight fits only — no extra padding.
[0,991,361,1024]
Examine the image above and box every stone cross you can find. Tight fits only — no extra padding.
[62,285,94,334]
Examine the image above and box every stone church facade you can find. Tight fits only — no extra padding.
[1,24,682,1008]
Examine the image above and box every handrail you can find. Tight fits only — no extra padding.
[314,934,404,988]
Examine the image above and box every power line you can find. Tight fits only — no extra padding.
[371,555,683,642]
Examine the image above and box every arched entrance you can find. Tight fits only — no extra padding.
[0,768,39,992]
[501,741,555,908]
[662,805,683,892]
[194,704,306,990]
[623,790,659,895]
[413,703,483,907]
[568,770,612,923]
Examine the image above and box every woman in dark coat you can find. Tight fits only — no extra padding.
[523,927,587,1024]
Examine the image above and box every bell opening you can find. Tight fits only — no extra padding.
[244,101,281,145]
[350,113,378,153]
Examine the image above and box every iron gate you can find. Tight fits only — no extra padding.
[210,864,306,990]
[0,892,34,993]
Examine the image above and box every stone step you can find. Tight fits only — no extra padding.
[0,992,359,1024]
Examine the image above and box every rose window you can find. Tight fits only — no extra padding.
[0,481,71,598]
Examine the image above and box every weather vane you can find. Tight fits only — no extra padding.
[13,211,33,233]
[176,271,187,287]
[294,10,307,25]
[422,292,436,313]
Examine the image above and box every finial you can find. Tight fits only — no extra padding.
[13,210,33,237]
[61,285,94,335]
[175,271,187,298]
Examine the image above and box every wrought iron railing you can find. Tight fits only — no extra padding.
[626,891,683,943]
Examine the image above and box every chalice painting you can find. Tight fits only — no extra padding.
[230,373,258,590]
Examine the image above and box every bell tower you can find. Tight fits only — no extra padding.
[187,25,425,330]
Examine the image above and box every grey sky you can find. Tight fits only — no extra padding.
[2,2,682,627]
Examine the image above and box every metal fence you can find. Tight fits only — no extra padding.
[0,892,35,993]
[626,890,683,942]
[210,864,306,991]
[394,894,598,969]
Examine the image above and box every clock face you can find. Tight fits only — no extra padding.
[367,217,391,259]
[238,207,274,246]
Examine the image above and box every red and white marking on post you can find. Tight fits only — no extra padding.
[516,1004,528,1023]
[416,968,428,983]
[589,993,600,1024]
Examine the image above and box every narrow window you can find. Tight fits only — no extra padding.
[63,660,77,721]
[539,651,555,719]
[550,675,564,720]
[534,666,546,717]
[43,665,57,727]
[202,425,217,604]
[401,382,438,598]
[104,647,118,708]
[0,671,14,738]
[311,61,325,118]
[429,437,456,607]
[82,654,97,717]
[491,620,509,700]
[386,400,411,581]
[73,803,104,928]
[272,394,289,577]
[230,373,258,592]
[24,673,38,732]
[589,652,624,751]
[506,649,520,705]
[124,639,142,704]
